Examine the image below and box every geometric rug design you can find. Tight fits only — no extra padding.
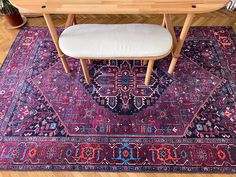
[84,60,173,115]
[0,27,235,173]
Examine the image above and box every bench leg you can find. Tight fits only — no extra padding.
[145,60,155,85]
[80,59,91,83]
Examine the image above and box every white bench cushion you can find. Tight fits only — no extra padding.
[59,24,173,58]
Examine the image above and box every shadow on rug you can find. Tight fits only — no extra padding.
[0,26,235,173]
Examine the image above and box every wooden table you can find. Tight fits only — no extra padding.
[10,0,229,75]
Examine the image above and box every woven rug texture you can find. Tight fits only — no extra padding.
[0,27,235,173]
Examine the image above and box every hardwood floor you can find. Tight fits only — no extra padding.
[0,8,236,177]
[0,18,19,67]
[0,172,235,177]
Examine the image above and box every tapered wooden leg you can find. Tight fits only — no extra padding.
[80,59,91,83]
[162,14,166,27]
[73,15,77,25]
[43,14,70,73]
[65,14,75,28]
[168,13,194,74]
[88,59,93,64]
[145,60,155,85]
[143,60,148,65]
[164,14,178,52]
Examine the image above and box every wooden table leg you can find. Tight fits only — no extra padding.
[65,14,75,28]
[88,59,93,64]
[143,60,148,65]
[65,15,94,65]
[145,60,155,85]
[168,13,194,74]
[43,13,70,73]
[80,59,91,83]
[73,15,77,25]
[164,14,178,52]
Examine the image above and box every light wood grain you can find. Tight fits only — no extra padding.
[168,13,194,74]
[80,58,91,83]
[9,0,228,14]
[65,14,75,28]
[0,11,236,176]
[0,17,19,67]
[43,14,70,73]
[145,60,155,85]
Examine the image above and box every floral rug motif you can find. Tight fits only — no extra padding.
[84,60,173,115]
[0,27,235,173]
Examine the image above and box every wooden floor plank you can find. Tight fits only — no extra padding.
[0,172,236,177]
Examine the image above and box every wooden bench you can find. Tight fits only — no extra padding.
[59,24,173,85]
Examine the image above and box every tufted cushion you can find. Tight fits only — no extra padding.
[59,24,173,58]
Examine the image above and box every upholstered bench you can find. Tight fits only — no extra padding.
[59,24,173,85]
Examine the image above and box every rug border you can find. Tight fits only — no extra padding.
[0,26,235,173]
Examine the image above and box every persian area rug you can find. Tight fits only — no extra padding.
[0,27,235,173]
